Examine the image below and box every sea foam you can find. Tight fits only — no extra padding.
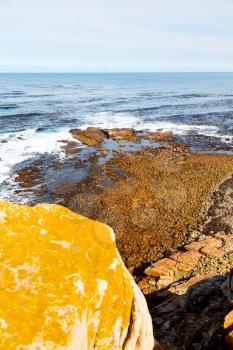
[0,127,74,184]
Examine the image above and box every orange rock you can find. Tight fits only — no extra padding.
[169,252,182,260]
[157,275,174,290]
[201,246,225,257]
[144,258,177,278]
[186,237,223,257]
[107,128,139,141]
[224,310,233,329]
[0,201,155,350]
[185,240,207,252]
[203,237,223,248]
[145,251,201,284]
[173,251,202,273]
[138,278,152,295]
[70,127,106,146]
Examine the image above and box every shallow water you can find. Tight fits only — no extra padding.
[1,72,233,201]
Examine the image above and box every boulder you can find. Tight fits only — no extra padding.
[70,127,107,146]
[0,201,154,350]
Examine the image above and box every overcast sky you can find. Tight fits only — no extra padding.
[1,0,233,72]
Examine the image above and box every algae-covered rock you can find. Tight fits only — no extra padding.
[70,127,107,146]
[0,201,154,350]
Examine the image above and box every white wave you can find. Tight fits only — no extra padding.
[140,121,219,135]
[0,127,73,184]
[217,135,233,144]
[81,112,220,138]
[81,112,140,129]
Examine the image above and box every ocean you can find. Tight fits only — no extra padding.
[1,72,233,201]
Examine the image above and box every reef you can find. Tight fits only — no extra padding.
[8,128,233,348]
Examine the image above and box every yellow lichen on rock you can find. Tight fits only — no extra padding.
[0,201,154,349]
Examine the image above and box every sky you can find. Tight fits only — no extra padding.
[1,0,233,72]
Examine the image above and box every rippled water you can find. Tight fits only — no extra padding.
[1,72,233,196]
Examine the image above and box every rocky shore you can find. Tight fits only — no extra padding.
[11,127,233,348]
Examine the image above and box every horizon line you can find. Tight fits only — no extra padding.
[1,71,233,74]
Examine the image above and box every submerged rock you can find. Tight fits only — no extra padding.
[0,201,154,350]
[15,165,41,188]
[145,131,173,142]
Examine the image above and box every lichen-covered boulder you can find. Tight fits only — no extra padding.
[0,201,154,350]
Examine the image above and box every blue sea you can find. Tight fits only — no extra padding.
[1,72,233,200]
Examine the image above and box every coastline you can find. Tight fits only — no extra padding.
[3,126,233,347]
[8,127,233,267]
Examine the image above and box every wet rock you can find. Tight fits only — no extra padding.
[15,165,41,188]
[145,131,173,142]
[106,128,139,141]
[164,143,190,153]
[59,140,81,155]
[211,145,233,152]
[70,127,107,146]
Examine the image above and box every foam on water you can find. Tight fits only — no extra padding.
[0,127,74,184]
[81,111,222,138]
[81,111,140,129]
[139,121,219,135]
